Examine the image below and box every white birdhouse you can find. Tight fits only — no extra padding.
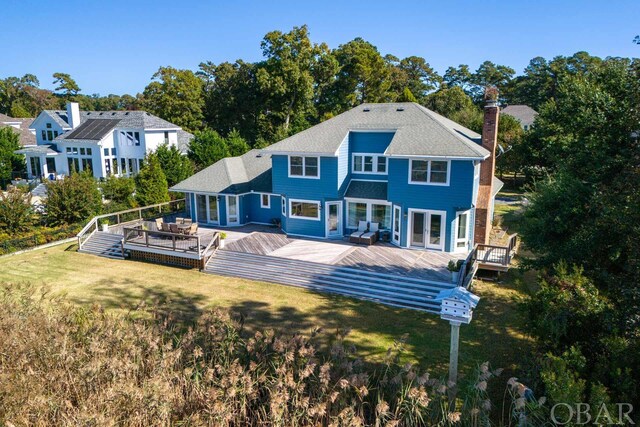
[435,287,480,325]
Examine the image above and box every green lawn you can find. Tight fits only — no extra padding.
[0,241,533,379]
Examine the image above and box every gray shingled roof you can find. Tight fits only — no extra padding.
[501,105,538,127]
[177,129,194,154]
[170,149,272,194]
[345,180,387,200]
[42,110,181,130]
[262,102,489,159]
[0,116,35,146]
[15,144,60,156]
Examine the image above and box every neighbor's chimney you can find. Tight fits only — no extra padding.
[473,86,500,246]
[66,102,80,129]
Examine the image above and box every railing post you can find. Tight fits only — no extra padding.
[145,230,149,247]
[172,235,176,250]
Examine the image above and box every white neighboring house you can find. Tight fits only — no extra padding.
[16,102,193,180]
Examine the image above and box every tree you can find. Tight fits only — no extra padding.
[0,187,32,232]
[386,56,441,104]
[142,67,204,132]
[134,153,170,206]
[101,175,136,208]
[155,143,194,187]
[187,129,230,170]
[44,171,102,225]
[0,127,25,184]
[52,72,81,98]
[225,129,250,157]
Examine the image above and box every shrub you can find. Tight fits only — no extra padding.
[135,152,170,207]
[0,187,33,232]
[101,175,136,208]
[44,172,102,225]
[155,142,194,187]
[0,283,538,426]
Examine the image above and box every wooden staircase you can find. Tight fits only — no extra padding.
[78,232,125,260]
[205,250,457,313]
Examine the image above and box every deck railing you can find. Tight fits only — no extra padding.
[77,199,185,250]
[122,225,220,261]
[456,246,478,288]
[476,234,518,267]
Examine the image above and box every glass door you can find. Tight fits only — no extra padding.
[226,195,239,225]
[410,211,425,247]
[392,205,401,245]
[326,202,342,237]
[196,194,207,223]
[426,212,444,250]
[208,195,219,224]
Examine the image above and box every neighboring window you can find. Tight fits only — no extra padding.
[352,153,387,174]
[46,123,52,129]
[456,211,469,249]
[112,158,119,174]
[86,148,92,156]
[53,131,59,138]
[128,158,135,174]
[289,200,320,220]
[103,148,109,156]
[41,130,47,141]
[134,132,140,146]
[104,159,111,176]
[121,158,127,174]
[409,159,449,185]
[121,131,140,146]
[66,147,71,153]
[47,130,53,141]
[289,156,319,178]
[261,194,270,208]
[72,147,78,155]
[347,202,367,228]
[111,147,117,156]
[81,158,93,172]
[80,148,86,155]
[281,197,286,215]
[164,131,169,144]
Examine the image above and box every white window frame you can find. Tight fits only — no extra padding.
[281,197,286,215]
[260,193,270,209]
[288,198,321,221]
[345,198,392,229]
[352,153,387,175]
[455,210,471,253]
[407,208,447,251]
[392,205,401,245]
[408,159,451,186]
[226,195,239,225]
[325,201,343,238]
[287,155,320,179]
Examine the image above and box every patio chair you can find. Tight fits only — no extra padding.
[169,223,180,234]
[160,222,171,233]
[183,218,192,225]
[188,223,198,235]
[155,218,164,231]
[359,222,379,245]
[176,217,184,224]
[349,221,368,244]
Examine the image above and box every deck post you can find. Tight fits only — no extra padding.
[448,321,461,410]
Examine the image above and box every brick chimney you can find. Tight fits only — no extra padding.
[473,87,500,245]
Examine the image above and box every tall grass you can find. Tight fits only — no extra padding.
[0,283,541,426]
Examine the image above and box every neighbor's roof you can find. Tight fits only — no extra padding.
[0,117,35,146]
[41,110,181,131]
[262,102,489,159]
[345,180,387,200]
[492,177,504,197]
[15,144,60,156]
[501,105,538,127]
[170,149,272,194]
[177,129,194,154]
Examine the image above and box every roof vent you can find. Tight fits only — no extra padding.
[111,112,116,115]
[87,112,91,115]
[99,112,104,115]
[125,112,129,115]
[363,107,370,112]
[396,107,405,112]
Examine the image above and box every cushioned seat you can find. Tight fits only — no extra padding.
[349,221,368,244]
[359,222,379,245]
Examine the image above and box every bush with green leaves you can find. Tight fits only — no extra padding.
[100,175,136,208]
[44,172,102,225]
[187,128,230,170]
[0,127,26,184]
[0,187,33,233]
[155,142,194,187]
[134,152,170,206]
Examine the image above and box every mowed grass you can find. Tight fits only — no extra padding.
[0,242,533,378]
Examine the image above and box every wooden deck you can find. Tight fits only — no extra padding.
[207,224,463,283]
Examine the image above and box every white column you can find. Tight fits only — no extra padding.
[448,321,461,410]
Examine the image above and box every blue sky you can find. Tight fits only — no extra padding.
[2,0,638,95]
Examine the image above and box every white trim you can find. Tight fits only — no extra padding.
[351,153,387,175]
[392,205,401,245]
[454,210,471,253]
[287,155,321,179]
[263,151,336,157]
[349,178,388,183]
[325,201,343,238]
[260,193,271,209]
[288,198,321,221]
[194,193,220,225]
[226,195,239,225]
[345,199,392,229]
[281,197,286,216]
[386,154,488,161]
[408,159,451,186]
[407,208,447,251]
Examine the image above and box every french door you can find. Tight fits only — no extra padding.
[195,194,220,224]
[325,201,342,237]
[392,205,401,245]
[226,195,239,225]
[409,209,446,251]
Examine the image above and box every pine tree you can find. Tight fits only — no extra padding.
[134,153,170,206]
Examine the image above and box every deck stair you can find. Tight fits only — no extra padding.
[31,183,47,198]
[78,232,125,260]
[205,250,456,313]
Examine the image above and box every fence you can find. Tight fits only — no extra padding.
[0,223,82,255]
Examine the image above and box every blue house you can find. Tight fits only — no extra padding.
[171,101,503,253]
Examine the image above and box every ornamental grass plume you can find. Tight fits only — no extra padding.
[0,282,547,426]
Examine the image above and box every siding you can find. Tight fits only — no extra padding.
[243,193,282,224]
[387,159,475,251]
[348,132,393,181]
[336,134,349,193]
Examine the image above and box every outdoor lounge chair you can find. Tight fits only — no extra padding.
[188,223,198,235]
[182,218,192,225]
[359,222,379,245]
[176,217,184,224]
[155,218,164,231]
[349,221,368,244]
[169,223,180,234]
[161,222,171,233]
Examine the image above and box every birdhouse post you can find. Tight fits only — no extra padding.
[434,287,480,409]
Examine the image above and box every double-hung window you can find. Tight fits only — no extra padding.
[352,153,387,174]
[455,211,470,250]
[260,194,270,208]
[289,156,319,178]
[409,159,450,185]
[289,199,320,220]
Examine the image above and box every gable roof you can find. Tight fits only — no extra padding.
[0,115,35,146]
[262,102,489,159]
[170,149,272,194]
[40,110,181,130]
[501,105,538,127]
